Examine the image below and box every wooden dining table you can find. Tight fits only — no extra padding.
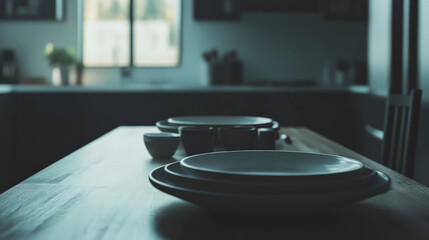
[0,126,429,240]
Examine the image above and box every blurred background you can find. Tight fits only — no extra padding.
[1,0,429,191]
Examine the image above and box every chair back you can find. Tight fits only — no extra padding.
[381,89,422,178]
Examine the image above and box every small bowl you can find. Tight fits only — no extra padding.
[144,133,180,159]
[179,126,215,156]
[218,126,257,151]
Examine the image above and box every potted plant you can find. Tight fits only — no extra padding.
[44,43,76,86]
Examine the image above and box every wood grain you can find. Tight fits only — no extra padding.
[0,126,428,240]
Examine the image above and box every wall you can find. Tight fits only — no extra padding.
[0,0,367,86]
[0,0,78,84]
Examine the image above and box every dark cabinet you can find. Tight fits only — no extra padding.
[243,0,319,12]
[194,0,320,21]
[323,0,368,21]
[194,0,368,21]
[0,0,64,21]
[349,94,386,163]
[194,0,241,21]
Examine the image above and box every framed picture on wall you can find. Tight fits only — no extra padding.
[0,0,64,21]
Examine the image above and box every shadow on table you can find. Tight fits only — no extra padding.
[152,201,409,240]
[150,157,181,165]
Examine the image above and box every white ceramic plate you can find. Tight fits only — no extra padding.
[165,162,378,194]
[180,151,364,181]
[167,116,273,127]
[149,166,390,213]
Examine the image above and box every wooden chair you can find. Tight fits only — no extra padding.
[381,89,422,178]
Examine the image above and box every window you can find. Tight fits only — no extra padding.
[82,0,181,67]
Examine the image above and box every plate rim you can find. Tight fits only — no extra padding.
[156,120,280,134]
[164,161,380,194]
[167,115,273,127]
[149,166,391,207]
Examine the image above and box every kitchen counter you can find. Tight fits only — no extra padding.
[0,84,370,94]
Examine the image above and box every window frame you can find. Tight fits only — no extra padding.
[78,0,183,69]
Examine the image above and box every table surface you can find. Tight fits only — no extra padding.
[1,126,429,240]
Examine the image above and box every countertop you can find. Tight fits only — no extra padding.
[0,84,372,94]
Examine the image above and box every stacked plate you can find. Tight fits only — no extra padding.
[156,116,280,134]
[149,151,390,213]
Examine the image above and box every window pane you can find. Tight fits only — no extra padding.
[134,0,181,67]
[83,0,130,67]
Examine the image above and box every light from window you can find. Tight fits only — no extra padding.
[83,0,181,67]
[134,0,181,67]
[83,0,130,67]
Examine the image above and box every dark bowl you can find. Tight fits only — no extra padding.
[257,128,277,150]
[143,133,180,159]
[179,126,215,156]
[218,126,257,151]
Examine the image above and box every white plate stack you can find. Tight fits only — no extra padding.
[149,151,390,213]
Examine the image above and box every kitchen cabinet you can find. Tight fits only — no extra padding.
[194,0,241,21]
[349,93,387,163]
[194,0,319,21]
[194,0,368,21]
[0,0,63,21]
[243,0,319,12]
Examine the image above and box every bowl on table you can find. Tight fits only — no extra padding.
[155,116,280,147]
[179,126,215,156]
[218,126,258,151]
[143,132,180,159]
[257,128,277,150]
